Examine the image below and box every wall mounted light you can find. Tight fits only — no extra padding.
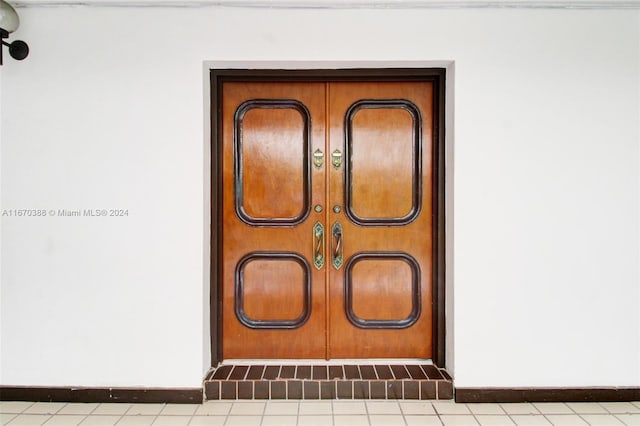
[0,0,28,65]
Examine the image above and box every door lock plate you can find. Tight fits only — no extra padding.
[331,149,343,169]
[313,149,324,169]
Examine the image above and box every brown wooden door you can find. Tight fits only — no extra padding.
[222,81,433,359]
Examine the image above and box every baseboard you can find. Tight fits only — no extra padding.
[455,387,640,403]
[0,386,203,404]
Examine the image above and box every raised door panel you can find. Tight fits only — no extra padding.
[235,100,311,225]
[328,82,434,359]
[346,253,421,329]
[221,82,327,359]
[346,101,421,224]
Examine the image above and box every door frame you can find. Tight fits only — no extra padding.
[210,68,447,368]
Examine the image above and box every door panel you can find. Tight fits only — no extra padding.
[235,100,311,224]
[222,82,327,359]
[349,256,414,321]
[222,80,433,360]
[328,82,433,359]
[346,101,421,223]
[237,253,310,327]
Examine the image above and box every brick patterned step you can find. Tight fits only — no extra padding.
[204,364,453,400]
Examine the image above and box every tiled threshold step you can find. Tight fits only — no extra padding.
[204,363,453,400]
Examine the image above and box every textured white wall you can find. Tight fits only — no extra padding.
[1,5,638,388]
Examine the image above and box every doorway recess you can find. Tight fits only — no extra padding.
[209,68,446,371]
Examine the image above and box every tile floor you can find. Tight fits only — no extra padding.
[1,400,639,425]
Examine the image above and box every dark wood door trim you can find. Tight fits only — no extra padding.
[210,68,447,367]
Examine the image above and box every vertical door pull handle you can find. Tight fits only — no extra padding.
[313,222,324,269]
[332,222,343,270]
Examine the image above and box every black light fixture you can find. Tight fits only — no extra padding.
[0,0,28,65]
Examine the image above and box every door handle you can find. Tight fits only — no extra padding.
[332,222,343,270]
[313,222,324,269]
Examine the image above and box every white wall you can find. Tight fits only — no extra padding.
[1,4,638,388]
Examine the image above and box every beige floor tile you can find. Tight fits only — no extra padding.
[334,415,369,426]
[12,400,640,426]
[115,416,155,426]
[264,401,299,415]
[151,415,190,425]
[23,403,67,415]
[400,401,437,415]
[616,414,640,425]
[296,415,333,426]
[544,414,588,425]
[93,404,132,415]
[533,404,573,414]
[510,416,552,426]
[224,415,262,426]
[501,404,541,415]
[299,402,332,415]
[566,403,608,414]
[43,415,86,425]
[58,404,100,415]
[602,403,640,414]
[440,415,480,426]
[467,403,506,415]
[0,413,16,426]
[0,401,34,414]
[369,414,406,426]
[366,401,402,415]
[158,404,197,416]
[194,402,233,416]
[261,415,298,426]
[333,401,367,415]
[7,414,52,426]
[125,404,164,416]
[187,416,226,426]
[476,415,516,425]
[405,415,444,426]
[79,416,122,426]
[433,402,471,415]
[229,402,265,416]
[580,414,624,425]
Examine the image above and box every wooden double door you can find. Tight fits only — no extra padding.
[221,80,434,359]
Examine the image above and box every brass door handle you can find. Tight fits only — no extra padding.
[313,222,324,269]
[332,222,343,270]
